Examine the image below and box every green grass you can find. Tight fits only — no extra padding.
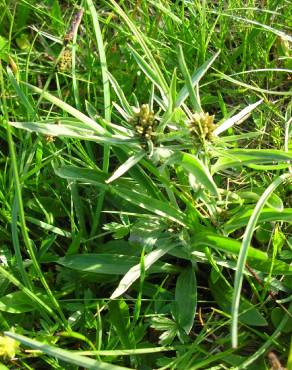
[0,0,292,369]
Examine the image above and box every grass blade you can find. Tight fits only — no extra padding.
[106,151,145,184]
[213,99,263,136]
[23,83,106,134]
[111,240,178,299]
[4,332,132,370]
[177,45,202,112]
[231,173,291,348]
[175,51,220,108]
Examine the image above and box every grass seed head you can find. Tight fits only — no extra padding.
[189,112,216,142]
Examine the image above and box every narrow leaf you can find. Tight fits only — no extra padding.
[175,51,220,108]
[231,173,291,348]
[111,241,177,299]
[175,265,197,334]
[213,100,263,136]
[106,151,145,184]
[177,45,201,112]
[4,332,131,370]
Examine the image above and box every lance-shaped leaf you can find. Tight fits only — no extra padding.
[175,51,220,108]
[169,152,219,196]
[213,99,263,136]
[23,82,106,134]
[4,332,131,370]
[106,151,146,184]
[58,253,179,275]
[211,149,292,173]
[111,240,178,299]
[231,174,291,348]
[175,265,197,334]
[224,208,292,234]
[177,45,201,112]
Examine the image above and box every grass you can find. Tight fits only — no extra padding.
[0,0,292,369]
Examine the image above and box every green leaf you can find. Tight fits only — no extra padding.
[23,83,106,134]
[211,149,292,173]
[213,100,263,136]
[113,185,186,225]
[170,152,219,196]
[209,277,268,326]
[191,231,292,275]
[175,51,220,108]
[9,120,133,146]
[106,151,146,184]
[224,208,292,234]
[177,45,201,112]
[231,173,290,348]
[236,190,284,212]
[58,254,179,275]
[111,240,178,299]
[175,265,197,334]
[4,332,131,370]
[271,307,292,333]
[0,36,9,61]
[0,291,37,313]
[107,71,133,116]
[108,300,135,348]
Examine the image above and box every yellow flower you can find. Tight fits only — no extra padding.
[0,335,19,359]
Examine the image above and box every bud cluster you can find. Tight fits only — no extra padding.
[129,104,158,142]
[58,48,72,72]
[188,112,216,141]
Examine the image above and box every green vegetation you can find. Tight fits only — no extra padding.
[0,0,292,369]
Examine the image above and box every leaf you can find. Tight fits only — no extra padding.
[175,51,220,108]
[109,0,168,97]
[191,231,292,275]
[209,277,267,326]
[129,45,167,103]
[170,152,219,196]
[224,208,292,234]
[23,83,106,134]
[113,185,186,225]
[236,190,284,212]
[271,307,292,333]
[0,291,37,313]
[4,332,131,370]
[175,265,197,334]
[108,300,135,348]
[177,45,201,112]
[58,254,179,275]
[7,67,35,118]
[0,36,9,61]
[213,100,263,136]
[9,120,133,146]
[106,151,146,184]
[107,71,133,116]
[211,149,292,173]
[231,173,290,348]
[110,240,178,299]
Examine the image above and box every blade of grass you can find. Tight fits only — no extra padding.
[110,239,179,299]
[0,63,69,330]
[177,45,202,113]
[213,99,263,136]
[175,51,220,108]
[106,151,145,184]
[4,332,132,370]
[86,0,111,238]
[231,173,291,348]
[23,83,107,134]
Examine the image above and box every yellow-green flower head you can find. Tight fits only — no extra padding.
[0,335,19,359]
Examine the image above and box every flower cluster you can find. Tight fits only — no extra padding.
[188,112,216,142]
[58,48,72,72]
[130,104,158,142]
